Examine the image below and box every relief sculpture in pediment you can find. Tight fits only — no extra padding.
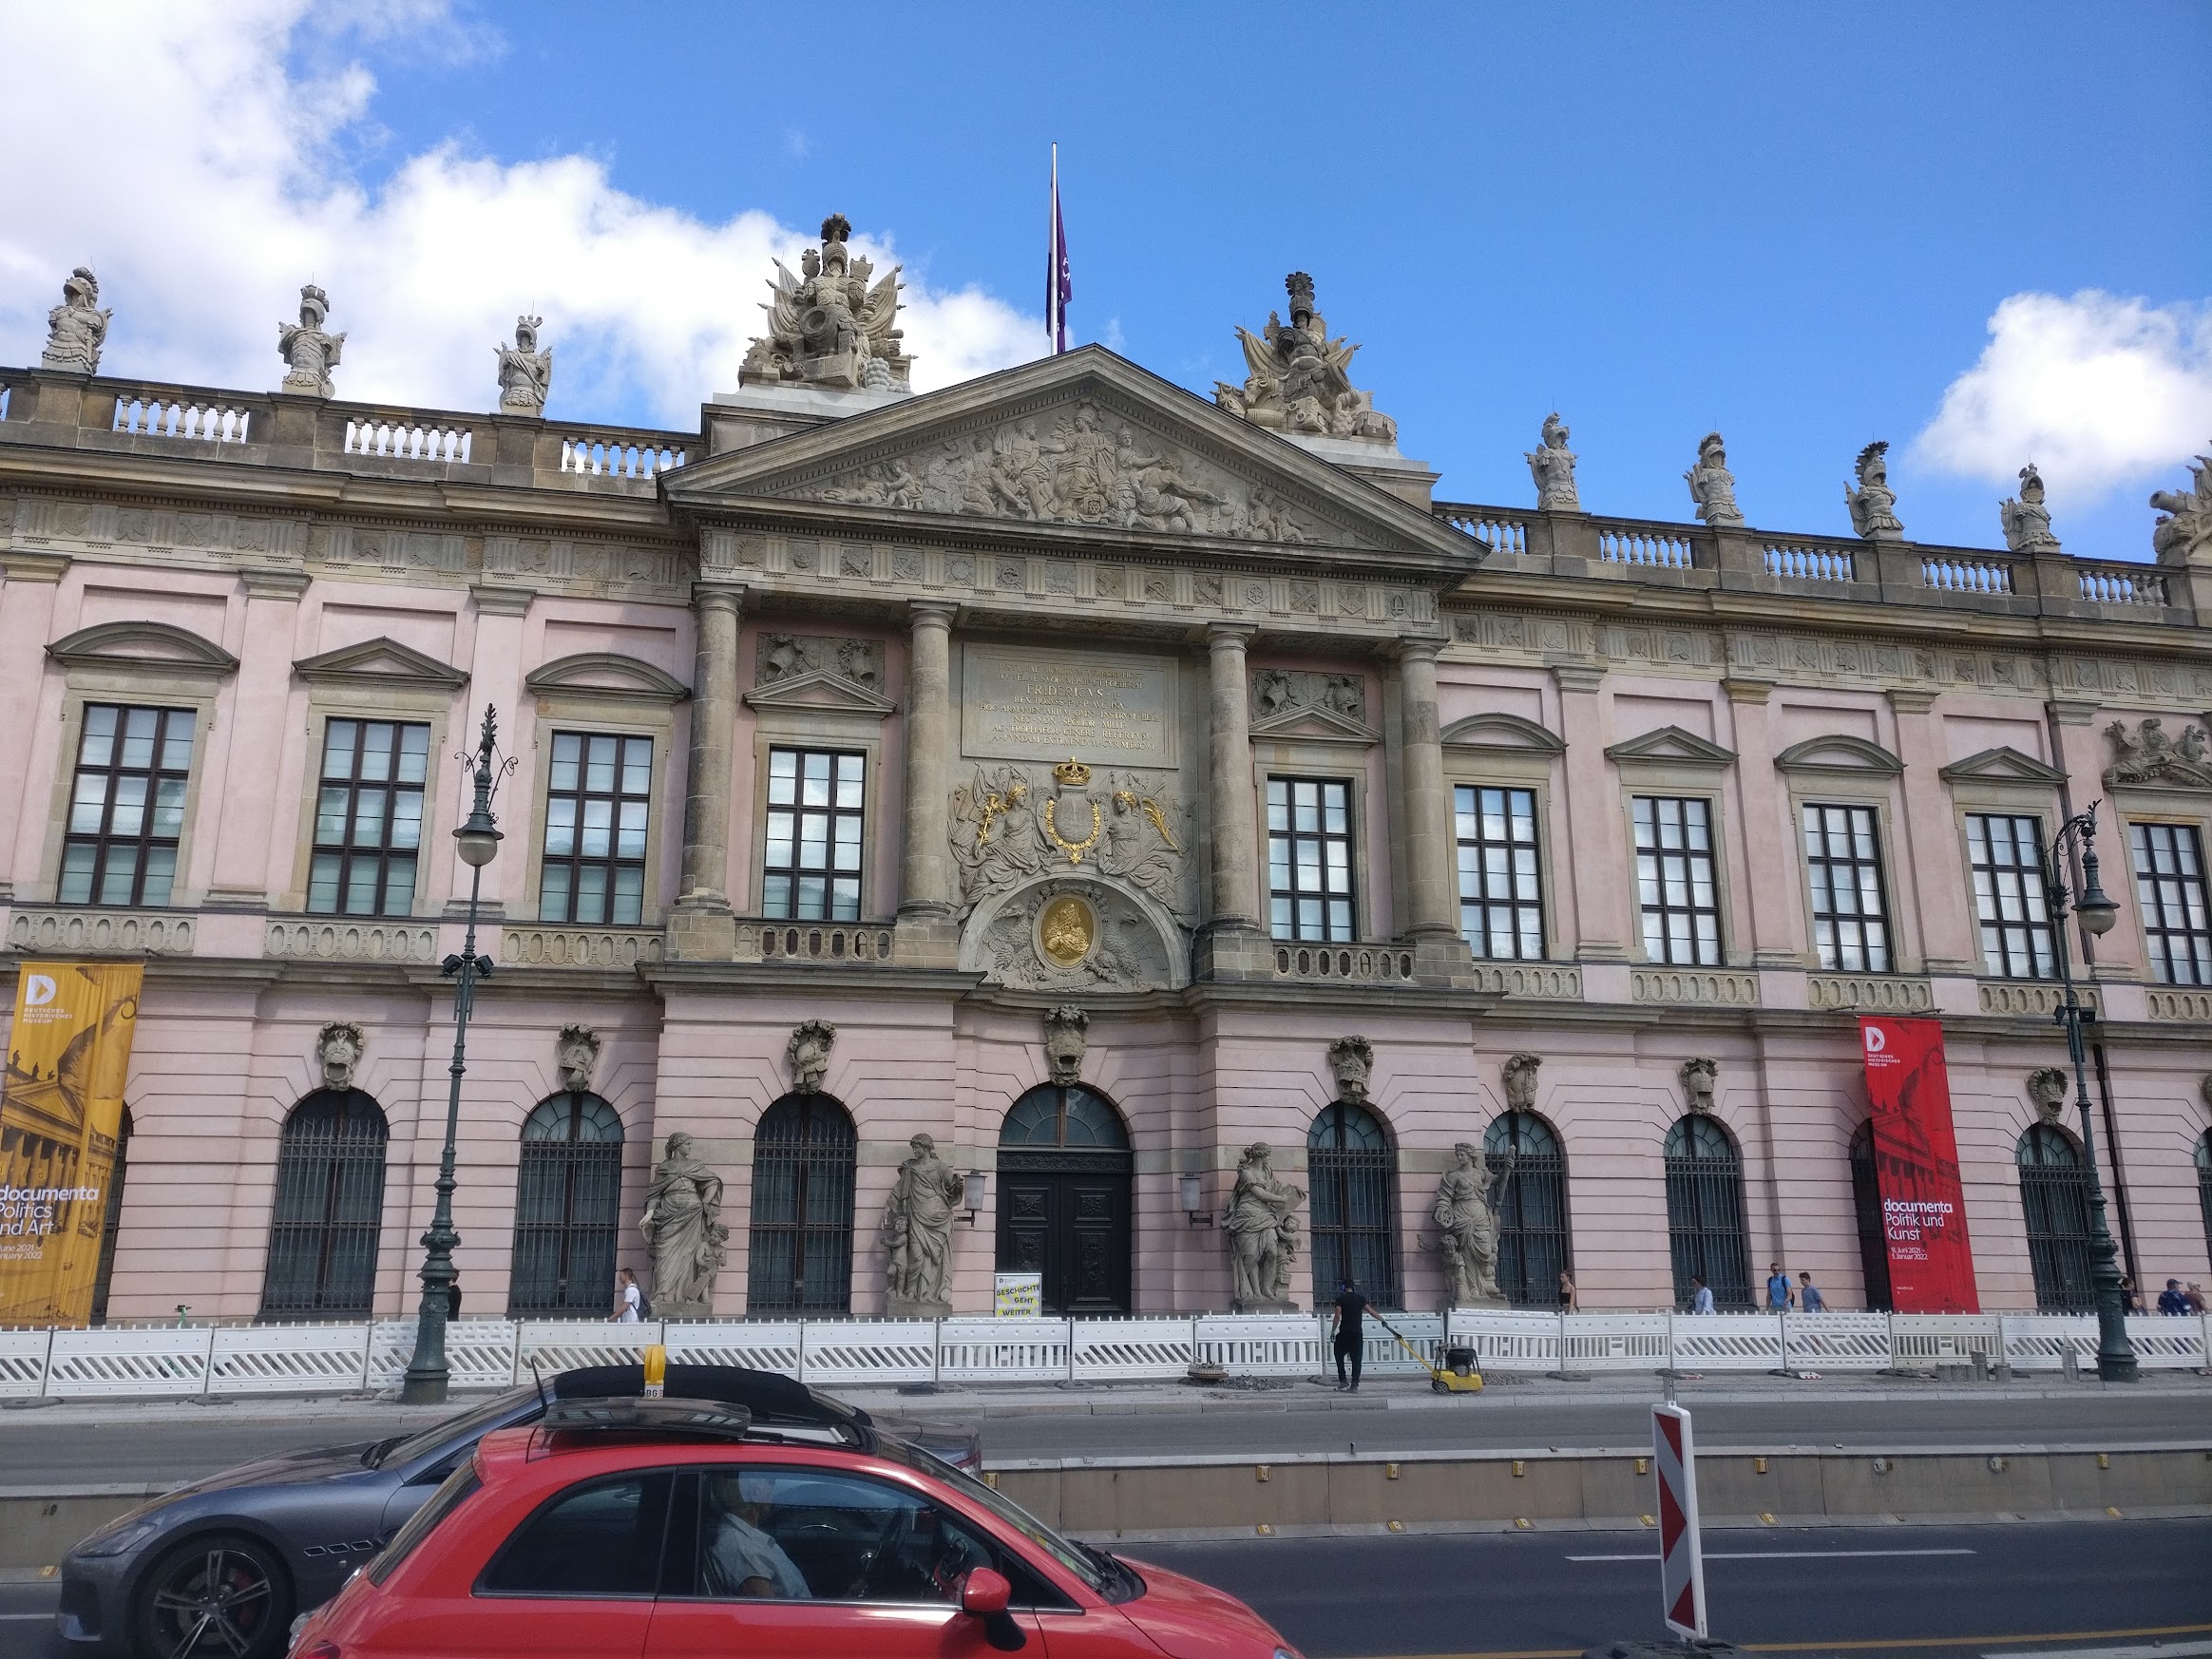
[802,398,1344,545]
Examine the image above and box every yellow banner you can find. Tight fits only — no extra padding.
[1,962,143,1326]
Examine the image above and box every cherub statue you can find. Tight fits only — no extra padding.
[495,315,553,414]
[1844,440,1905,540]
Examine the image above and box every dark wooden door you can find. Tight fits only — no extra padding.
[996,1154,1130,1315]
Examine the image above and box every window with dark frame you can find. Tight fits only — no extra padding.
[762,748,865,921]
[59,704,196,907]
[1631,795,1722,966]
[1966,813,2054,980]
[308,719,429,917]
[1267,775,1355,942]
[1455,785,1545,960]
[539,732,653,926]
[2128,821,2212,986]
[1801,802,1893,973]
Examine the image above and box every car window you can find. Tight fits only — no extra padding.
[379,1385,540,1470]
[872,1440,1106,1595]
[478,1472,675,1598]
[368,1465,481,1585]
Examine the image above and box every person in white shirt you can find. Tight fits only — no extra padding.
[1688,1275,1716,1314]
[702,1475,810,1599]
[614,1267,642,1323]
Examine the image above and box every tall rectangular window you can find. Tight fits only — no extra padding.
[1966,813,2054,980]
[1268,776,1355,941]
[308,720,429,916]
[1455,785,1544,960]
[1631,795,1721,966]
[1802,803,1893,972]
[762,748,865,921]
[59,705,195,907]
[539,733,652,925]
[2129,821,2212,985]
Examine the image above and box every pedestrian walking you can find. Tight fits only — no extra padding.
[2157,1278,2191,1315]
[1688,1275,1715,1314]
[1797,1271,1824,1311]
[447,1281,462,1320]
[1557,1268,1578,1311]
[2119,1275,2145,1314]
[1765,1262,1794,1309]
[614,1266,643,1323]
[1330,1278,1369,1392]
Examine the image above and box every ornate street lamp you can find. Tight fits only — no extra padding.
[401,707,511,1404]
[2041,802,2136,1383]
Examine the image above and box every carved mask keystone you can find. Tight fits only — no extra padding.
[788,1020,837,1095]
[1681,1057,1718,1115]
[1502,1053,1541,1112]
[556,1024,601,1094]
[1044,1006,1090,1087]
[316,1021,365,1092]
[1329,1037,1374,1105]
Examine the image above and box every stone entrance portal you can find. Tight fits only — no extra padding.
[995,1084,1132,1315]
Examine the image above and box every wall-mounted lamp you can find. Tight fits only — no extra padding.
[1180,1171,1211,1227]
[963,1170,987,1225]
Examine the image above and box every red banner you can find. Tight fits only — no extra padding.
[1860,1016,1979,1313]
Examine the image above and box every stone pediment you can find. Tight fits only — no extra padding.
[524,653,688,704]
[1605,726,1736,769]
[742,669,895,717]
[296,636,467,692]
[667,347,1474,564]
[1774,734,1904,776]
[1938,746,2065,787]
[1440,712,1565,754]
[49,620,237,676]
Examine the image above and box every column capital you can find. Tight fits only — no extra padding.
[1547,655,1606,695]
[1721,677,1774,706]
[692,580,745,613]
[2046,697,2101,728]
[1885,686,1940,715]
[908,598,960,629]
[1385,629,1447,665]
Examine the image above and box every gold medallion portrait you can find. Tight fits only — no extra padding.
[1036,894,1097,968]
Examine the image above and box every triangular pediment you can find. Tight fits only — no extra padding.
[1937,746,2065,787]
[296,636,467,692]
[666,347,1476,568]
[1605,725,1736,768]
[1774,734,1904,776]
[1440,712,1565,754]
[49,621,237,675]
[1249,704,1380,745]
[741,669,896,717]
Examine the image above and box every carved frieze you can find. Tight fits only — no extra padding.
[2104,717,2212,791]
[1250,669,1365,726]
[755,633,885,691]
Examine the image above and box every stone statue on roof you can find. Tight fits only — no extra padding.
[496,315,553,414]
[278,284,344,398]
[2149,448,2209,563]
[741,214,911,392]
[1844,440,1905,540]
[1685,431,1745,527]
[1526,412,1581,511]
[41,267,110,374]
[1214,272,1397,444]
[1999,464,2062,555]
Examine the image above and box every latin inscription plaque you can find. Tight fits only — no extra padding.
[961,645,1175,767]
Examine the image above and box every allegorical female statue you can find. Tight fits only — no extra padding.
[639,1132,727,1318]
[880,1134,964,1313]
[1432,1141,1514,1307]
[1223,1142,1305,1311]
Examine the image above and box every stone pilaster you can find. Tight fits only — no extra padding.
[1886,687,1976,975]
[895,601,961,967]
[668,581,742,960]
[206,567,314,910]
[1722,677,1802,967]
[0,553,69,902]
[1390,634,1474,982]
[1551,658,1629,962]
[1194,621,1271,979]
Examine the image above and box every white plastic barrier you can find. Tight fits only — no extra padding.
[47,1325,214,1398]
[1194,1313,1321,1377]
[1890,1312,2002,1366]
[368,1319,519,1392]
[1072,1317,1197,1382]
[2126,1314,2210,1370]
[2001,1314,2097,1372]
[666,1321,803,1375]
[0,1330,54,1398]
[1667,1312,1784,1372]
[210,1323,373,1394]
[1363,1311,1443,1374]
[514,1320,657,1379]
[1782,1311,1892,1371]
[1560,1310,1671,1373]
[940,1318,1068,1384]
[803,1320,938,1387]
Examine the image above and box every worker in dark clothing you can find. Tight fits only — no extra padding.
[1331,1278,1369,1392]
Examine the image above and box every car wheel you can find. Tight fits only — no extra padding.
[134,1534,294,1659]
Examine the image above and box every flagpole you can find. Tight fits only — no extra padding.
[1049,142,1059,353]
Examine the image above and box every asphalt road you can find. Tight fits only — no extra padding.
[1,1517,2205,1658]
[3,1389,2206,1486]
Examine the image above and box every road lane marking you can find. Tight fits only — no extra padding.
[1565,1548,1976,1561]
[1355,1623,2212,1659]
[1984,1646,2212,1659]
[0,1614,54,1621]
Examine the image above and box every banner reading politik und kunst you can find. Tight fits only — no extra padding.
[0,963,143,1326]
[1859,1015,1979,1313]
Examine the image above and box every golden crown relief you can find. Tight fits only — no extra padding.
[1052,757,1093,786]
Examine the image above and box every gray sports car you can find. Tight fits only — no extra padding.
[54,1363,979,1659]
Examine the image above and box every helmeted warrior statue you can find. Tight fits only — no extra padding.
[277,284,345,397]
[1684,431,1745,526]
[1844,440,1905,540]
[41,267,110,374]
[1214,272,1397,443]
[496,315,552,414]
[1999,464,2062,555]
[741,214,911,392]
[1526,412,1581,511]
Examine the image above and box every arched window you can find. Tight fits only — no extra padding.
[748,1094,857,1314]
[90,1108,134,1326]
[1664,1115,1751,1309]
[508,1092,625,1316]
[1309,1101,1399,1306]
[261,1090,389,1320]
[997,1085,1132,1315]
[1847,1120,1892,1311]
[2018,1123,2094,1310]
[1484,1112,1570,1306]
[2199,1131,2212,1273]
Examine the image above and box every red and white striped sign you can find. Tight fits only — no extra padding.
[1652,1402,1707,1639]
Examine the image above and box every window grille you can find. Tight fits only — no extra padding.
[59,705,195,906]
[1456,786,1545,960]
[747,1094,857,1314]
[1484,1111,1570,1306]
[1307,1101,1399,1306]
[2128,822,2212,985]
[763,749,865,921]
[1966,814,2054,980]
[540,732,652,925]
[1632,796,1722,965]
[1802,803,1892,972]
[1847,1120,1892,1310]
[308,719,429,916]
[1268,776,1356,941]
[2017,1123,2094,1311]
[1663,1114,1751,1308]
[508,1092,624,1316]
[260,1090,388,1320]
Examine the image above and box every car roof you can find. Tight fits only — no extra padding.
[475,1421,907,1484]
[547,1363,861,1426]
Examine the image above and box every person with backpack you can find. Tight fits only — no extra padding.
[615,1267,645,1323]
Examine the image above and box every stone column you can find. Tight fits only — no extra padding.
[668,581,741,960]
[895,601,961,967]
[1391,634,1473,982]
[1194,622,1269,979]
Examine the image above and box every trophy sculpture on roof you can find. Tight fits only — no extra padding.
[741,214,912,392]
[1213,271,1397,444]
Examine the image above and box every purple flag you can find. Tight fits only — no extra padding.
[1048,151,1072,353]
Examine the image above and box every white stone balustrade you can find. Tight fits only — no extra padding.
[1764,540,1857,582]
[343,418,473,463]
[1920,550,2014,594]
[1596,522,1695,568]
[560,435,686,478]
[112,395,251,443]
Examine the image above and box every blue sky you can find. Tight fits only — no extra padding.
[3,2,2207,561]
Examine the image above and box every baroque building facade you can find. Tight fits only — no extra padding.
[4,251,2212,1325]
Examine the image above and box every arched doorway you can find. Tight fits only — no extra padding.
[748,1093,858,1314]
[997,1085,1131,1315]
[508,1091,624,1316]
[1664,1114,1751,1308]
[260,1089,389,1320]
[1309,1101,1399,1306]
[1485,1111,1570,1306]
[90,1108,134,1326]
[2018,1122,2094,1310]
[1847,1120,1892,1310]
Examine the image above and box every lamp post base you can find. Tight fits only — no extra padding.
[398,1367,450,1405]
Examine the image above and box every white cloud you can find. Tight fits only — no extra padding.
[0,0,1039,428]
[1913,290,2212,500]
